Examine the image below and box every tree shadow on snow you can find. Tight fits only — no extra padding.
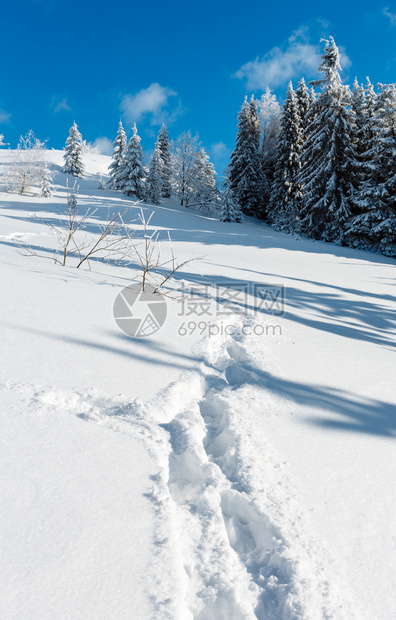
[4,320,395,439]
[227,357,396,437]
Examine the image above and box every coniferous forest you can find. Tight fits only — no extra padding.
[227,37,396,257]
[19,36,396,259]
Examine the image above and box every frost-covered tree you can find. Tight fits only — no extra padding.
[98,173,106,190]
[145,145,163,205]
[41,163,53,198]
[6,130,47,194]
[156,124,172,198]
[360,78,377,159]
[309,86,316,106]
[220,186,243,222]
[62,122,84,177]
[345,83,396,255]
[347,78,372,213]
[67,182,78,212]
[171,134,217,209]
[303,86,318,130]
[259,88,281,161]
[296,78,311,131]
[171,131,200,207]
[81,140,100,154]
[298,37,357,241]
[269,82,303,231]
[122,123,145,199]
[351,78,368,158]
[194,147,217,205]
[229,96,265,217]
[259,88,281,214]
[365,77,376,118]
[229,97,249,195]
[108,121,127,190]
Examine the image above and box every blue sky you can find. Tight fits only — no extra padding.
[1,0,396,174]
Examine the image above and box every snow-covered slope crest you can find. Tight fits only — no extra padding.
[2,315,360,620]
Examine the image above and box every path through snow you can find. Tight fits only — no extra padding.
[1,314,363,620]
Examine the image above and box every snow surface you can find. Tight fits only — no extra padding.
[0,150,395,619]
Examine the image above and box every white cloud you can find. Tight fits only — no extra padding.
[235,27,351,90]
[51,97,71,113]
[210,142,232,176]
[0,108,11,124]
[338,46,352,72]
[91,137,113,156]
[383,7,396,24]
[211,142,231,159]
[120,83,182,126]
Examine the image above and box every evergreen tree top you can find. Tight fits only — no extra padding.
[68,121,82,137]
[127,123,143,153]
[113,121,127,143]
[310,36,343,91]
[157,124,171,150]
[296,78,311,123]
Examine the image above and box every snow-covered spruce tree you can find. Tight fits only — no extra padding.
[258,88,281,216]
[193,147,217,207]
[171,134,218,210]
[268,82,303,231]
[108,121,127,190]
[309,86,317,107]
[6,130,47,194]
[344,83,396,256]
[156,124,172,198]
[365,77,377,122]
[98,173,106,190]
[296,77,311,131]
[351,78,367,157]
[122,123,145,199]
[62,122,84,177]
[220,186,243,222]
[297,37,357,242]
[229,97,249,197]
[145,145,163,205]
[41,163,53,197]
[347,78,372,215]
[229,96,265,217]
[358,78,377,163]
[303,86,318,132]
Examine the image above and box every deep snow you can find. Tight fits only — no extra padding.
[1,150,395,619]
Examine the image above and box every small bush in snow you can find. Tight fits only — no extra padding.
[6,130,47,195]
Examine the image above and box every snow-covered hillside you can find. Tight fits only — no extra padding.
[1,151,395,620]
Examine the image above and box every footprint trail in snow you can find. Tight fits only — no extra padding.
[2,315,363,620]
